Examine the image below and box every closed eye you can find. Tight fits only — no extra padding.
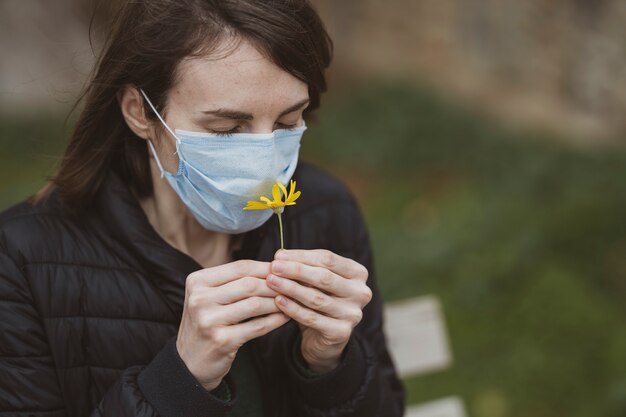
[211,126,241,136]
[275,122,299,130]
[210,123,299,136]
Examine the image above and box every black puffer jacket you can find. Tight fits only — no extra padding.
[0,162,405,417]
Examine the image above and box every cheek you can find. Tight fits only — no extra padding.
[151,129,180,174]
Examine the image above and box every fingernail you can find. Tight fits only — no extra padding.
[268,274,280,286]
[277,295,288,306]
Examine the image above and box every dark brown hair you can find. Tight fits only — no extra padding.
[39,0,332,208]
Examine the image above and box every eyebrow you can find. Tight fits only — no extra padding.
[201,98,310,120]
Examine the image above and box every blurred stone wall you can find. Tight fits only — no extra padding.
[1,0,625,143]
[0,0,94,113]
[313,0,626,144]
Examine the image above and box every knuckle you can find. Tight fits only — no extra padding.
[349,309,363,325]
[210,328,229,348]
[234,259,256,276]
[320,250,334,268]
[187,293,203,312]
[319,270,334,288]
[247,296,263,312]
[311,292,328,309]
[303,311,318,327]
[185,273,199,292]
[197,312,214,332]
[242,277,259,294]
[224,349,236,362]
[252,319,267,333]
[361,287,373,304]
[337,324,352,341]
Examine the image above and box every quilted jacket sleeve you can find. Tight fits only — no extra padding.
[0,249,66,416]
[93,336,236,417]
[284,197,406,417]
[0,246,235,417]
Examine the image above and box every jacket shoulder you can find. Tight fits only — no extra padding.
[289,162,368,254]
[0,194,63,235]
[293,162,357,210]
[0,193,81,265]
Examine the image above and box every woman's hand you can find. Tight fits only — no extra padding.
[176,260,290,391]
[267,249,373,374]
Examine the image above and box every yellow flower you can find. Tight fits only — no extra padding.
[243,180,301,214]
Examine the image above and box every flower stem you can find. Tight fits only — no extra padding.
[277,212,284,250]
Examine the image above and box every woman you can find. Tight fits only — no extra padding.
[0,1,405,416]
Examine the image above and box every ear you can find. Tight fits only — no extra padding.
[118,85,152,140]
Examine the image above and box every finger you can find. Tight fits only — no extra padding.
[270,260,356,297]
[267,274,355,320]
[214,296,281,325]
[213,276,280,304]
[228,312,291,345]
[275,295,351,343]
[275,249,369,282]
[187,260,271,287]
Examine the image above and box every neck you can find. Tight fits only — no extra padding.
[139,159,233,268]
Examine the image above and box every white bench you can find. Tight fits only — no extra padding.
[383,296,467,417]
[404,397,467,417]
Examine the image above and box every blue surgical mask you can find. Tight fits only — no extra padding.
[140,89,305,234]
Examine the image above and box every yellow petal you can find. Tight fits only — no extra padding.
[289,180,296,197]
[243,201,270,210]
[277,181,288,201]
[271,183,281,203]
[260,196,272,204]
[285,190,301,204]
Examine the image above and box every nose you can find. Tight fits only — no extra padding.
[248,120,279,134]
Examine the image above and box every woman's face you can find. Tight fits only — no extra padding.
[150,37,310,174]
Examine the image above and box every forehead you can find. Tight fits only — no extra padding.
[170,38,308,111]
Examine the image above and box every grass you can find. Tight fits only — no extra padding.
[303,82,626,417]
[0,114,69,208]
[2,81,626,417]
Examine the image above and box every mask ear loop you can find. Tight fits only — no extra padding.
[139,88,180,178]
[146,140,166,178]
[139,89,180,144]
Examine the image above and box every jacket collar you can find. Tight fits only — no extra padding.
[93,170,277,318]
[94,168,303,415]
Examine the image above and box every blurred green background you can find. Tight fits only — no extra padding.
[3,1,626,417]
[2,81,626,417]
[305,82,626,417]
